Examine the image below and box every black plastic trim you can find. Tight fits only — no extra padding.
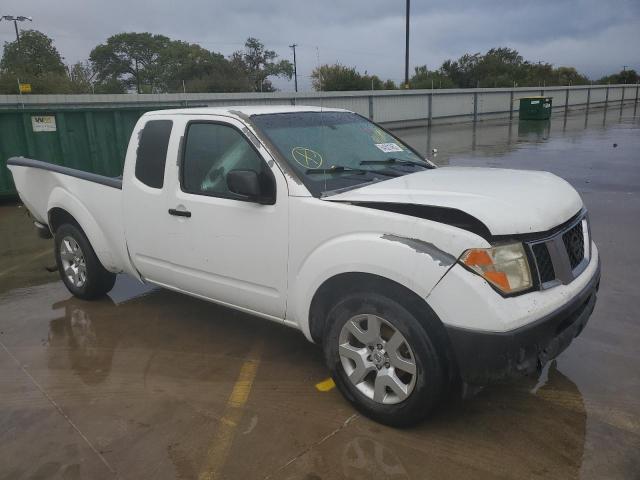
[346,201,492,239]
[7,157,123,189]
[445,259,600,384]
[168,208,191,217]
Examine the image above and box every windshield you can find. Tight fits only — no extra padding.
[250,111,431,196]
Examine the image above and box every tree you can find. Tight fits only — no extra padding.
[0,29,66,77]
[551,66,589,86]
[598,69,639,85]
[0,30,75,93]
[474,48,525,87]
[312,64,363,91]
[409,65,455,89]
[440,53,481,88]
[311,63,396,91]
[383,79,398,89]
[90,32,171,93]
[158,41,250,93]
[435,48,592,88]
[230,38,293,92]
[67,61,95,93]
[184,64,253,93]
[90,32,252,93]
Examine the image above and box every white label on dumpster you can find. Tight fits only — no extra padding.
[530,100,540,105]
[31,115,57,132]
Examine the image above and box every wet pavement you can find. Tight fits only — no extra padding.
[1,105,639,479]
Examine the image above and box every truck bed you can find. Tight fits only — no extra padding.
[6,156,131,275]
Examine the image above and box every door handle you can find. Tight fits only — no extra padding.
[168,208,191,218]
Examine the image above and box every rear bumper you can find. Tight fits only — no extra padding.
[445,259,601,384]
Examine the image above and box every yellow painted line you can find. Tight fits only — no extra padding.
[0,249,52,278]
[199,340,264,480]
[315,377,336,392]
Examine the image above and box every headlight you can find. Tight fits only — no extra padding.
[460,242,532,294]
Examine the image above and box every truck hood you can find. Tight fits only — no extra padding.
[325,167,583,236]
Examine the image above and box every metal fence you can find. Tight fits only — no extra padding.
[1,84,639,196]
[1,84,638,126]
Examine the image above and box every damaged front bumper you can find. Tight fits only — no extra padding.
[445,259,601,384]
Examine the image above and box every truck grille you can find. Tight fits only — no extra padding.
[527,213,589,288]
[562,223,585,269]
[532,243,556,283]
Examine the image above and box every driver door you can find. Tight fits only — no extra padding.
[160,116,289,320]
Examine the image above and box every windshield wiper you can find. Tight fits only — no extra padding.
[359,158,431,168]
[306,165,402,178]
[306,165,369,175]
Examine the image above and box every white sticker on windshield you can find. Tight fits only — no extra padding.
[375,143,403,153]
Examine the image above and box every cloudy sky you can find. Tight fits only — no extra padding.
[1,0,639,91]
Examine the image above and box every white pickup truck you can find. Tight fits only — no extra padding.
[7,106,600,426]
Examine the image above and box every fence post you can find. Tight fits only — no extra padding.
[586,87,591,111]
[565,88,570,113]
[368,95,374,120]
[605,84,609,106]
[428,92,433,126]
[509,90,514,120]
[620,86,625,107]
[473,91,478,123]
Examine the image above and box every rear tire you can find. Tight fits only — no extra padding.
[54,223,116,300]
[323,292,447,427]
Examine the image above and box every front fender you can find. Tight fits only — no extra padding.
[288,232,458,341]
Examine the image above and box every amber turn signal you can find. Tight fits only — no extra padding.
[461,243,532,294]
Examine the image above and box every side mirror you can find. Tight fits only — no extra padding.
[227,169,269,203]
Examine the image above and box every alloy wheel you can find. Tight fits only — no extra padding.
[60,236,87,288]
[338,314,417,404]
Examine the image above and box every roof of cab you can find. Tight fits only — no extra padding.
[145,105,348,118]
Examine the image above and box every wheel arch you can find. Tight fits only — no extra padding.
[49,207,83,234]
[46,189,117,271]
[308,272,458,382]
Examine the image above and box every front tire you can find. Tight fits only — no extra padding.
[54,223,116,300]
[324,292,447,427]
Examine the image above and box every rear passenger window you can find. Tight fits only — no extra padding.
[135,120,173,189]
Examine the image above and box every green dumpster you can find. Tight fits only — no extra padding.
[518,96,552,120]
[0,107,152,197]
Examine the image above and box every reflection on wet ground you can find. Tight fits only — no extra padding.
[1,105,639,479]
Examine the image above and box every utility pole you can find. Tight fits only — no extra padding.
[404,0,410,87]
[289,43,298,93]
[0,15,32,49]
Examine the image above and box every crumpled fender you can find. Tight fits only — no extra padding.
[288,231,459,341]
